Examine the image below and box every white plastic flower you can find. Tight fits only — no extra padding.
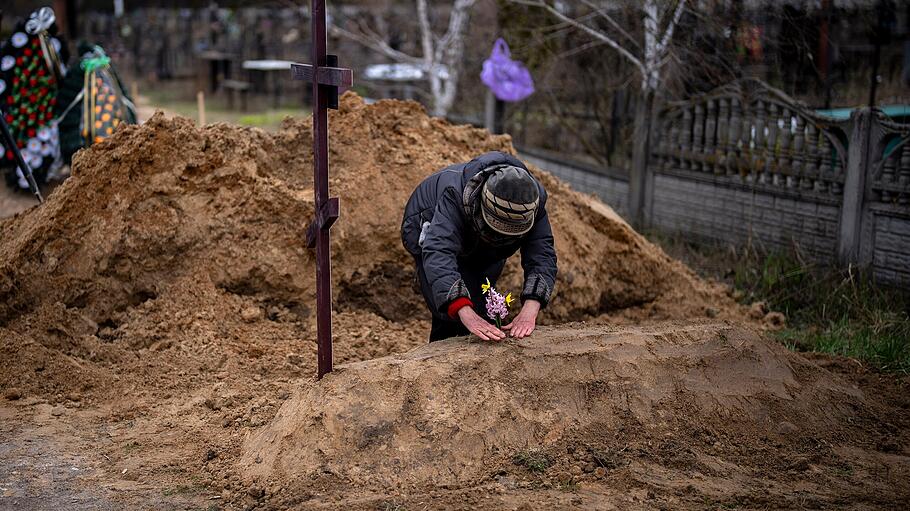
[26,8,56,35]
[0,79,5,95]
[38,127,52,141]
[0,55,14,71]
[16,168,29,189]
[27,139,42,153]
[40,143,53,156]
[11,32,28,48]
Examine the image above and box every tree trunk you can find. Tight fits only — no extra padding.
[628,87,655,228]
[437,75,459,117]
[428,75,457,117]
[429,72,444,116]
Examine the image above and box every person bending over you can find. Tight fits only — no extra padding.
[401,151,557,342]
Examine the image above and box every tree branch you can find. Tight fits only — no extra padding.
[656,0,686,57]
[328,18,422,66]
[437,0,477,57]
[416,0,435,65]
[554,39,607,59]
[512,0,645,74]
[537,11,599,33]
[578,0,641,52]
[323,0,476,116]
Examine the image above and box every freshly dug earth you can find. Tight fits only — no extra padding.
[0,93,737,331]
[0,95,906,510]
[243,324,910,509]
[0,92,743,403]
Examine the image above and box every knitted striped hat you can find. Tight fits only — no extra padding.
[480,165,539,236]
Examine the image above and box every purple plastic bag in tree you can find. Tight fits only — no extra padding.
[481,38,534,102]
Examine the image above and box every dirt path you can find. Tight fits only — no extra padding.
[0,405,117,510]
[0,402,216,510]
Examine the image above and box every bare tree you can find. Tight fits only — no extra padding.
[516,1,683,93]
[329,0,477,116]
[512,0,686,226]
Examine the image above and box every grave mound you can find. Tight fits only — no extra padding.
[241,323,883,499]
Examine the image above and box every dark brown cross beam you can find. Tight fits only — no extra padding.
[291,0,353,378]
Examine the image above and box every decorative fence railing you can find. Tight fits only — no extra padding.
[871,118,910,205]
[528,80,910,286]
[653,82,851,202]
[640,80,910,284]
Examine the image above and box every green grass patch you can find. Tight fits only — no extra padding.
[513,448,553,472]
[733,253,910,373]
[141,86,307,131]
[645,230,909,373]
[237,109,300,127]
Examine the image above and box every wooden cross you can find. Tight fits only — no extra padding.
[290,0,353,378]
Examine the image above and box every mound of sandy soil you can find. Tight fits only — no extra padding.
[0,92,743,402]
[238,323,910,509]
[0,93,735,328]
[241,324,851,486]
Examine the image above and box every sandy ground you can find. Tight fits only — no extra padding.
[1,324,908,510]
[0,94,907,510]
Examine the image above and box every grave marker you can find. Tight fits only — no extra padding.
[290,0,353,378]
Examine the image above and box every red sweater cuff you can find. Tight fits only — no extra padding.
[447,297,473,319]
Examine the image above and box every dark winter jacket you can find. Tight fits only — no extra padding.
[401,151,558,317]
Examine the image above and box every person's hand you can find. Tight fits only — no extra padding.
[503,300,540,339]
[457,306,506,341]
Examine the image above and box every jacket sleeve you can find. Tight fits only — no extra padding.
[421,186,471,315]
[519,194,558,307]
